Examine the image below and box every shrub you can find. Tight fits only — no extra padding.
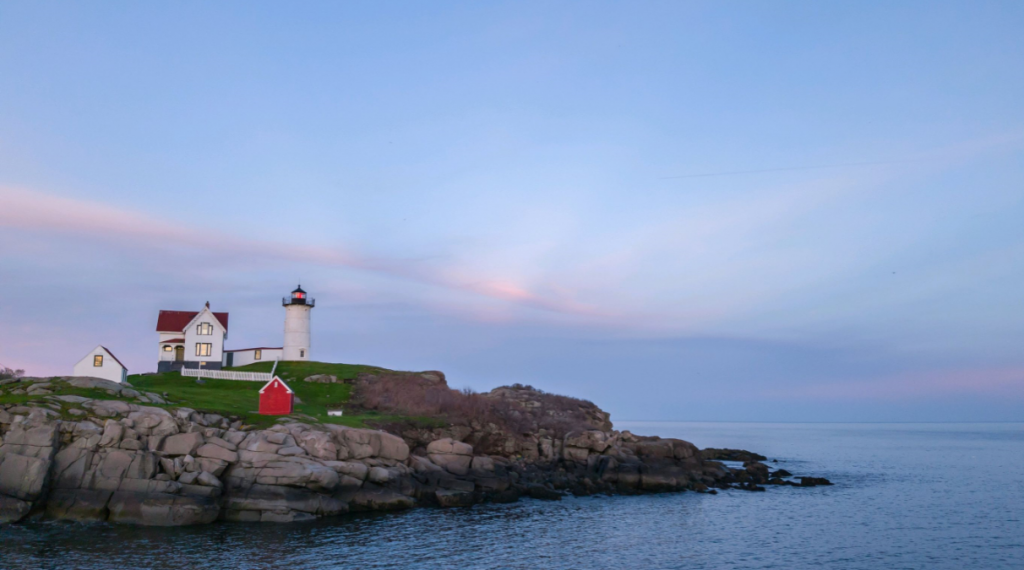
[0,365,25,380]
[351,372,607,438]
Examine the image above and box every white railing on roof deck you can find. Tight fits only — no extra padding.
[181,368,272,382]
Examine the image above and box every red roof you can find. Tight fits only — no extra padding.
[160,338,185,344]
[99,346,127,371]
[156,310,229,333]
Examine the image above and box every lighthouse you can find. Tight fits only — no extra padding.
[282,285,314,361]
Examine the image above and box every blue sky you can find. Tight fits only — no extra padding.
[1,2,1022,422]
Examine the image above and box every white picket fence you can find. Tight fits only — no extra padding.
[181,368,272,382]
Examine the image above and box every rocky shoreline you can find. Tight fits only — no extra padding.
[0,375,829,526]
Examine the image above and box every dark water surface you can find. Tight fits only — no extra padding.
[2,422,1022,570]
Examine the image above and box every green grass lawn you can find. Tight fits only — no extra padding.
[2,361,442,429]
[128,361,425,428]
[225,360,386,383]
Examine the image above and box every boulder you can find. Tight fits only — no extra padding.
[303,374,338,383]
[744,462,770,483]
[106,491,220,526]
[798,477,833,487]
[52,446,94,489]
[634,439,674,459]
[700,448,767,462]
[125,452,160,480]
[564,430,610,453]
[68,377,127,392]
[195,471,223,488]
[527,485,562,501]
[376,432,410,461]
[670,439,699,460]
[470,456,495,473]
[296,431,338,461]
[45,489,112,521]
[196,443,238,463]
[348,488,415,512]
[0,495,32,524]
[2,422,59,452]
[426,438,473,456]
[222,484,347,522]
[409,455,444,474]
[85,400,133,417]
[255,461,340,492]
[128,407,178,437]
[337,429,375,459]
[323,460,369,481]
[0,453,51,500]
[204,436,238,452]
[428,453,472,476]
[435,489,475,508]
[197,458,229,477]
[161,432,205,456]
[119,439,144,451]
[99,422,124,447]
[562,446,590,463]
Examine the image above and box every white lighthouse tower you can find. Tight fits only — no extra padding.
[282,285,314,361]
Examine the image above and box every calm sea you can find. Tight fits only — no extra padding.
[2,422,1022,570]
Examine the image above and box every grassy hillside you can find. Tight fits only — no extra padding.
[128,361,396,427]
[1,362,433,429]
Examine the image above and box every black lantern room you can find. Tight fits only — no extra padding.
[283,285,315,307]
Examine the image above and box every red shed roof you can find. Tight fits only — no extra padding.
[259,376,293,394]
[156,310,229,333]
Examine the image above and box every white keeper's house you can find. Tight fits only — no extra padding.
[156,286,314,373]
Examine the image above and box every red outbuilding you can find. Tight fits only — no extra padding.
[258,376,294,415]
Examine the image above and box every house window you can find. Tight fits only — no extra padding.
[93,355,103,367]
[197,322,214,336]
[254,349,262,361]
[196,343,212,357]
[163,345,173,352]
[300,349,305,358]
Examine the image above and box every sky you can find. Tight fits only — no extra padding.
[1,1,1023,423]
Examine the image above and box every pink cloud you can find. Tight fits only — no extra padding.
[0,186,597,317]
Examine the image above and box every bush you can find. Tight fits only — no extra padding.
[351,373,606,438]
[0,365,25,380]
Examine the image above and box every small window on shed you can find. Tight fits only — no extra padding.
[254,349,262,360]
[93,355,103,367]
[300,349,305,358]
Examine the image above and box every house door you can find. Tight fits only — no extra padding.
[174,346,184,361]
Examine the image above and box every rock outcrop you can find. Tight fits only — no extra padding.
[0,376,829,526]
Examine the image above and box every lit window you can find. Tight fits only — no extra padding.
[163,345,172,352]
[254,349,262,361]
[196,343,212,357]
[197,322,213,336]
[93,355,103,367]
[300,349,305,358]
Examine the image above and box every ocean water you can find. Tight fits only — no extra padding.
[2,422,1022,570]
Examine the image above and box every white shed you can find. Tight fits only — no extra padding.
[73,345,128,384]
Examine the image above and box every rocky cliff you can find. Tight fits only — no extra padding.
[0,375,826,526]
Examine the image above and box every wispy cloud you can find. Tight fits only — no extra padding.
[0,185,599,317]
